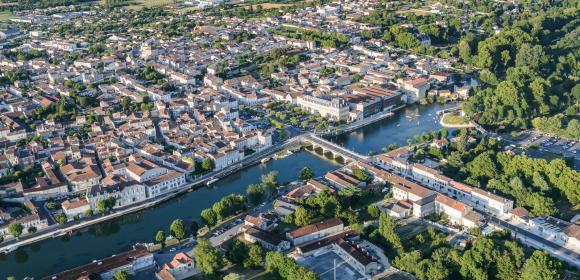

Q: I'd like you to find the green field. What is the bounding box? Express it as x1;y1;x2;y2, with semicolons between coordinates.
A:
101;0;175;10
0;11;15;21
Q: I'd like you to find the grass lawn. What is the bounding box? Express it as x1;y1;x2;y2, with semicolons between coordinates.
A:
442;112;470;125
396;220;428;242
0;11;15;21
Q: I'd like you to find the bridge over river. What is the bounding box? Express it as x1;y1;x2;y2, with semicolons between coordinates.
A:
301;133;369;163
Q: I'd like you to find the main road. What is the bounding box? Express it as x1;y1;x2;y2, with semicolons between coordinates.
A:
489;216;580;267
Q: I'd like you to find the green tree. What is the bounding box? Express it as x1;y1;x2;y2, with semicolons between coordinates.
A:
458;39;472;62
170;219;187;240
496;252;518;280
27;226;37;234
246;184;264;205
367;204;381;218
294;206;312;226
261;171;279;194
201;208;218;226
190;221;199;237
426;260;449;280
393;250;421;273
521;251;562;280
227;239;248;265
8;223;23;238
283;213;294;224
265;251;319;280
378;213;403;252
532;171;550;192
515;44;547;72
55;213;67;225
155;230;165;244
113;270;129;280
194;238;224;276
243;245;264;269
299;166;315;180
201;158;215;172
96;197;116;213
467;151;498;183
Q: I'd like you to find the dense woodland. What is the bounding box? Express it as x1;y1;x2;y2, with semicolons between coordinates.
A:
460;4;579;132
357;0;578;135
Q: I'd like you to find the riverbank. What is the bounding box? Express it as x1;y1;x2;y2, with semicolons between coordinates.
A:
0;145;341;279
329;103;459;155
322;105;406;137
0;135;303;255
0;103;452;278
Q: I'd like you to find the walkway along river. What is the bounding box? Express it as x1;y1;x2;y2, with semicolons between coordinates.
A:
0;102;455;278
0;152;339;279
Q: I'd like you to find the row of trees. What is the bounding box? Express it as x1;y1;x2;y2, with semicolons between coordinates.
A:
392;229;562;280
265;251;319;280
531;112;580;139
202;171;280;226
193;237;319;279
226;239;264;269
431;128;578;217
271;26;351;49
155;218;194;245
0;0;91;12
464;147;579;216
200;194;247;227
363;207;564;280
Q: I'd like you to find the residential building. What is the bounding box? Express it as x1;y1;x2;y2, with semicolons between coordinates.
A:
297;95;349;121
398;78;430;103
43;245;155;280
286;217;344;246
242;226;291;251
144;171;186;198
156;252;200;280
61;198;91;220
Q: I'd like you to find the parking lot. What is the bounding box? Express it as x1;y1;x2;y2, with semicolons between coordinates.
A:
297;251;365;280
505;131;580;169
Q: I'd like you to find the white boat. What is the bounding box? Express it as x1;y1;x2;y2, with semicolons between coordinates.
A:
260;157;271;164
206;178;218;185
274;150;293;159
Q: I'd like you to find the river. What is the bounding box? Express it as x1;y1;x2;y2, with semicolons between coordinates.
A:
328;103;457;155
0;103;454;279
0;152;339;279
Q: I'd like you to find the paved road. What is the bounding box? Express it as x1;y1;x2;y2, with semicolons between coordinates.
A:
0;135;303;253
303;133;368;161
209;202;274;247
490;217;580;266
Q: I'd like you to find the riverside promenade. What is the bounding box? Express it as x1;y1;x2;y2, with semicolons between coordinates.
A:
0;135;304;254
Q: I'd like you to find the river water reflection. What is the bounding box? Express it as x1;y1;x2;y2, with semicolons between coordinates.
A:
0;151;339;279
328;103;457;155
0;103;455;278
